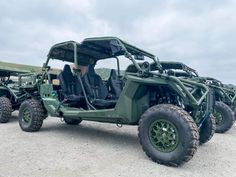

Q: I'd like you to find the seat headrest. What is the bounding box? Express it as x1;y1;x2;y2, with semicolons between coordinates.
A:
62;65;74;81
88;65;96;76
110;69;117;79
63;64;72;73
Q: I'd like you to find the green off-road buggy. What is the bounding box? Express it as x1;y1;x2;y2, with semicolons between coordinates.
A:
0;68;34;123
203;77;236;127
156;61;234;133
17;37;215;166
223;83;236;119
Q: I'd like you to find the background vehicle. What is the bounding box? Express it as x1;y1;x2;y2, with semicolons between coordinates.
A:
17;37;215;166
155;61;234;133
0;68;30;123
204;77;236;121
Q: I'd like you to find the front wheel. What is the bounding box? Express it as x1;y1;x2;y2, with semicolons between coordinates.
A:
214;102;234;133
138;104;199;167
19;99;46;132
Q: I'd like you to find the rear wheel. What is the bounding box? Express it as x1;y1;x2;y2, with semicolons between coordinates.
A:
0;97;12;123
213;102;234;133
19;99;46;132
64;117;82;125
199;115;216;145
138;104;199;167
233;107;236;123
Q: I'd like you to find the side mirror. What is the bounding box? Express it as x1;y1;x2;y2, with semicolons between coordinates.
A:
43;63;47;68
42;63;51;71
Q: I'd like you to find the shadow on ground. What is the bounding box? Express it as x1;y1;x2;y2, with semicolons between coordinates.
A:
40;120;140;148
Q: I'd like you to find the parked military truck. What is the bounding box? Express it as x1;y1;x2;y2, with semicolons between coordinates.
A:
17;37;215;166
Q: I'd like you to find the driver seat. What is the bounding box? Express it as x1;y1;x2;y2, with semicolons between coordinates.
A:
58;65;83;102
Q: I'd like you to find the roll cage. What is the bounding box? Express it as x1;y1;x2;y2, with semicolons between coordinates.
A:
44;37;162;75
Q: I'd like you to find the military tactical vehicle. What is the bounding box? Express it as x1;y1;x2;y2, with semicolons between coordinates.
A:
156;61;234;133
0;68;33;123
17;37;215;166
203;77;236;124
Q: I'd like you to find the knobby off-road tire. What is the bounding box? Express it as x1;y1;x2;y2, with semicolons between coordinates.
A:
138;104;199;167
233;107;236;123
64;117;82;125
228;107;235;124
19;99;46;132
199;115;216;145
214;101;234;133
0;97;12;123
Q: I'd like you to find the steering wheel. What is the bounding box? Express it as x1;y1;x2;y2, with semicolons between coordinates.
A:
141;61;150;71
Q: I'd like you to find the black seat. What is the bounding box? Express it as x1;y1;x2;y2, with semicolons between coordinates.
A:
85;66;108;99
107;69;122;99
83;65;116;109
58;65;83;102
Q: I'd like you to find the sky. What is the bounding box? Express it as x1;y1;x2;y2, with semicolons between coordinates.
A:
0;0;235;84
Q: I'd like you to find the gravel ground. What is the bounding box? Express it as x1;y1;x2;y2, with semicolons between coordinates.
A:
0;113;235;177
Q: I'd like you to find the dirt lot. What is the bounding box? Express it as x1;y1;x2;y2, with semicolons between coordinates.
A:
0;113;235;177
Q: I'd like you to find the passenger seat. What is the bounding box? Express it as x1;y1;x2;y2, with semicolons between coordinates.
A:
107;69;123;99
82;65;116;109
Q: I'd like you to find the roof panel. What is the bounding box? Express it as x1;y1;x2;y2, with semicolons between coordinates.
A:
47;37;156;64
